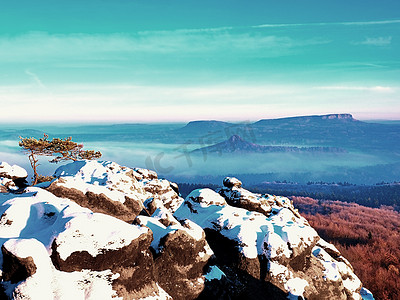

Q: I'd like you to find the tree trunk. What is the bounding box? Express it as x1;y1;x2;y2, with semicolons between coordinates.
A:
28;152;39;185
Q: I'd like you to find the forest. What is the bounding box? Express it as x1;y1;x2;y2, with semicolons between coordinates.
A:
292;197;400;300
249;182;400;211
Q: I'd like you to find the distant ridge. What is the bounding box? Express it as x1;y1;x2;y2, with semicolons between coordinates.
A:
178;114;359;134
254;113;357;125
191;134;347;154
179;120;230;133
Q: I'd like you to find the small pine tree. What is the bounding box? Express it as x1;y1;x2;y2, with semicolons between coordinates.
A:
19;134;102;185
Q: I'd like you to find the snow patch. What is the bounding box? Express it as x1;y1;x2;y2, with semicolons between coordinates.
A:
180;219;204;241
54;160;145;204
136;216;176;253
186;188;226;207
55;212;148;260
312;246;341;281
285;277;308;299
175;189;318;259
2;238;121;300
0;161;28;178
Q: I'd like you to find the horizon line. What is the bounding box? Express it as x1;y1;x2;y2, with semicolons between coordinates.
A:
1;114;400;126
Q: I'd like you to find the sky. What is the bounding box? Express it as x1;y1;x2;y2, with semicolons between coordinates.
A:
0;0;399;123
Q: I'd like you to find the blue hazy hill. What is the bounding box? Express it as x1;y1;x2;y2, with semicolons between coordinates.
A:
176;114;400;157
4;114;400;155
191;134;347;154
1;114;400;185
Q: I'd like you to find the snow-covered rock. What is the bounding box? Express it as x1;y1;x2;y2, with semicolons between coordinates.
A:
0;187;166;299
136;196;213;299
46;161;206;299
47;160;184;223
0;178;15;193
136;215;212;299
175;184;364;299
46;161;146;223
219;177;274;216
0;162;28;181
0;161;371;299
0;162;28;192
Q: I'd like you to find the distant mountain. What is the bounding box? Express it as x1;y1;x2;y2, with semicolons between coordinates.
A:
0;128;45;140
254;113;357;126
178;114;359;136
178;120;232;134
176;113;400;156
191;134;347;154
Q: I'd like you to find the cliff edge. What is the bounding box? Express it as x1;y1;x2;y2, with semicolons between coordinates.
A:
0;160;374;299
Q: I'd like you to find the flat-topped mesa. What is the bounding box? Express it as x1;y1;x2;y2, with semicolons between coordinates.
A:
255;113;357;125
185;120;228;126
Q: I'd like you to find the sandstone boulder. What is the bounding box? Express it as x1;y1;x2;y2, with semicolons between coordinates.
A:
174;187;363;299
0;160;370;299
218;176;272;216
47;161;184;223
218;176;301;218
0;162;28;192
136;207;213;299
0;187;171;299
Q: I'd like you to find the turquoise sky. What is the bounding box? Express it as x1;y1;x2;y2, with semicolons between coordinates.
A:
0;0;399;122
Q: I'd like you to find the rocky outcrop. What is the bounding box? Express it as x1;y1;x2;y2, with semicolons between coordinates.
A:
46;160;184;223
48;212;156;299
46;161;147;223
1;241;37;284
0;161;211;299
47;179;145;223
0;187;169;299
218;176;301;218
174;185;364;299
0;162;28;192
136;198;213;299
0;161;372;299
218;177;273;216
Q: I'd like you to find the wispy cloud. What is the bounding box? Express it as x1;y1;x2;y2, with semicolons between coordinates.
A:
341;20;400;26
0;17;398;123
25;69;46;89
138;26;235;35
0;31;289;61
354;36;392;46
253;19;400;28
322;62;390;69
0;30;331;67
314;86;395;93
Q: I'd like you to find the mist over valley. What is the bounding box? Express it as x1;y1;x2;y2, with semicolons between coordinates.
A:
2;114;399;186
